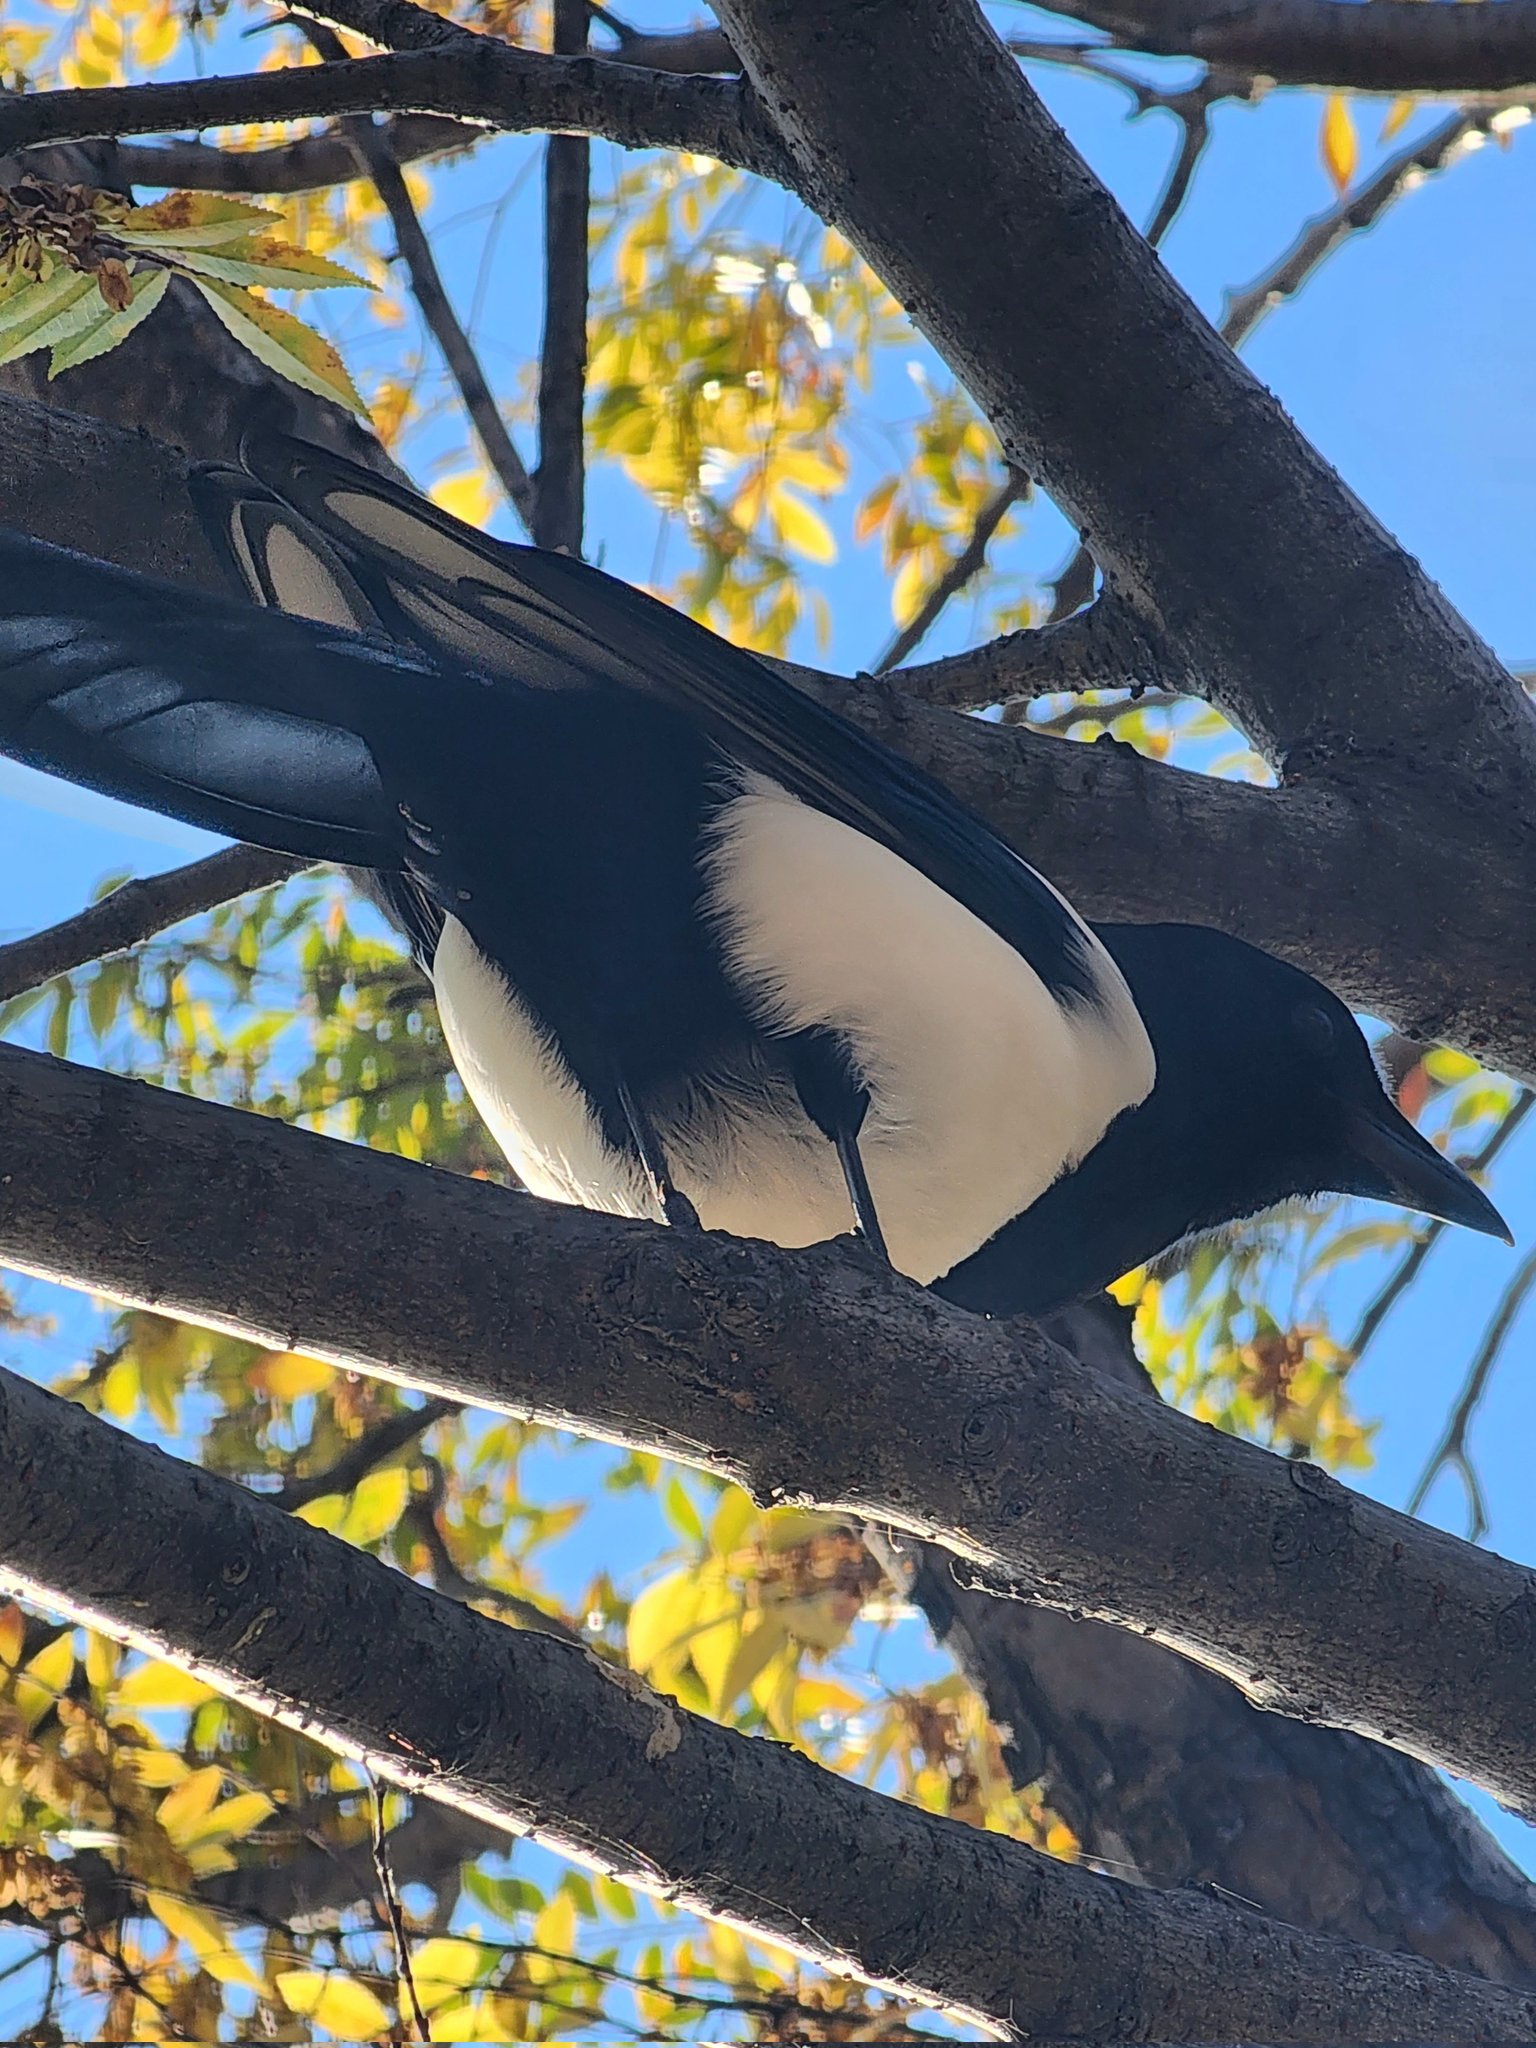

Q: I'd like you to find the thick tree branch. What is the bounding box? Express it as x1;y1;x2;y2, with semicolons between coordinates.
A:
5;1364;1532;2041
0;847;305;1004
0;1044;1534;1819
1038;0;1536;96
892;1297;1536;1979
714;0;1536;783
0;49;785;182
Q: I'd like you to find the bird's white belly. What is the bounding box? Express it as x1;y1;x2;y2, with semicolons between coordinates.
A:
432;776;1155;1286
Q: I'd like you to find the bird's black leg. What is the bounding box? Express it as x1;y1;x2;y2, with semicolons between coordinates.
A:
791;1032;892;1267
615;1079;701;1229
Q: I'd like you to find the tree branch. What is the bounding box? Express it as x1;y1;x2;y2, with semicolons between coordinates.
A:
0;847;306;1004
104;115;478;195
1222;108;1498;349
1;1042;1535;1817
300;22;539;532
1408;1242;1536;1539
888;1296;1536;1977
892;588;1165;709
714;0;1536;783
874;474;1027;674
1036;0;1536;96
0;48;786;183
532;0;591;555
3;1359;1534;2041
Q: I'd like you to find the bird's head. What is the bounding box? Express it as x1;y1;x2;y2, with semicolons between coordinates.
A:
1097;922;1512;1245
936;922;1510;1319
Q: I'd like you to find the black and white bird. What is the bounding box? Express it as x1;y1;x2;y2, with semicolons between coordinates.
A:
0;437;1509;1317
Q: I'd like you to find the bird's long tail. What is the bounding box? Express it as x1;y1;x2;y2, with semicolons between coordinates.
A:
0;528;445;867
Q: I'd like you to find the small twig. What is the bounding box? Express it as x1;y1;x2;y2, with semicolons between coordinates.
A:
1346;1089;1533;1363
1143;94;1214;247
400;1462;584;1643
301;20;538;533
1221;107;1495;349
270;1396;460;1511
370;1777;431;2043
1408;1239;1536;1539
0;846;306;1006
874;475;1027;673
533;0;591;555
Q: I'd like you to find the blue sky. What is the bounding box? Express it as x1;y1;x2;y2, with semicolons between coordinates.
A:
1;0;1533;1967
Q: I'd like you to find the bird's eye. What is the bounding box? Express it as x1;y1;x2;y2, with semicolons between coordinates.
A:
1294;1003;1337;1057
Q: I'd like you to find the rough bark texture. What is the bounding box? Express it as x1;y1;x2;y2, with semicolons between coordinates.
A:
3;1361;1534;2044
885;1297;1536;1984
0;1041;1533;1820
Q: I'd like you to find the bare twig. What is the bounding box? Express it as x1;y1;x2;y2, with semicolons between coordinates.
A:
1223;109;1499;349
0;846;306;1005
533;0;591;555
1346;1090;1534;1364
400;1463;583;1643
370;1777;431;2042
269;1395;460;1511
300;20;538;531
873;475;1027;674
1408;1241;1536;1539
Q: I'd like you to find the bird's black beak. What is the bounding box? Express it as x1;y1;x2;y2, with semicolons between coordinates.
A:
1343;1099;1514;1243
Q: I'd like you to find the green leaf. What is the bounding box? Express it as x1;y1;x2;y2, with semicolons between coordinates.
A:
49;266;170;377
663;1474;704;1546
0;270;95;366
168;239;369;294
188;277;366;415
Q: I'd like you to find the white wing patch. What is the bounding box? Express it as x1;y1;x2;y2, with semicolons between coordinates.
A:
700;774;1155;1284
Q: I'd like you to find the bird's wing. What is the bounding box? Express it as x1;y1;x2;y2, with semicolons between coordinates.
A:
0;527;456;869
195;436;1113;1013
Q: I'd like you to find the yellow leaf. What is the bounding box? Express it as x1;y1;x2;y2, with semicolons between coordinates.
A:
125;1750;190;1789
116;1662;217;1711
252;1350;334;1402
133;3;180;68
526;1889;577;1980
411;1935;484;1994
686;1573;744;1711
147;1890;266;1994
187;278;365;415
0;270;95;367
769;482;837;564
156;1763;224;1846
0;1602;24;1671
276;1968;391;2037
1380;96;1417;144
118;193;281;248
178;1786;274;1848
429;469;496;528
185;1842;238;1877
854;475;898;545
83;1631;118;1692
432;1998;511;2042
15;1632;73;1731
1321;94;1359;194
890;547;933;629
626;1568;700;1680
337;1464;410;1547
715;1616;789;1715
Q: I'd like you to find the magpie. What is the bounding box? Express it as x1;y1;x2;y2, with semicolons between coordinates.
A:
0;439;1508;1318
